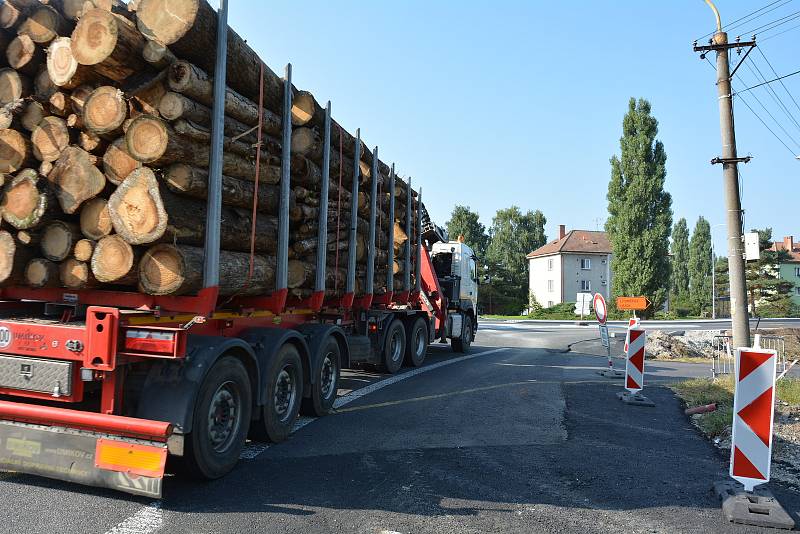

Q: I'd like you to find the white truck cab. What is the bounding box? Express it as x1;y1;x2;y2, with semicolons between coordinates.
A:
430;239;479;350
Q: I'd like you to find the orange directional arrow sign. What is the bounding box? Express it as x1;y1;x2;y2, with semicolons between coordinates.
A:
616;296;652;311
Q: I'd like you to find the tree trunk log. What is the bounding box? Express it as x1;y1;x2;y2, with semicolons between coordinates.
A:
25;257;59;287
138;243;276;296
6;34;43;77
0;230;35;285
82;85;127;136
0;128;34;173
102;136;140;185
107;166;166;244
33;65;56;101
79;196;112;239
16;229;41;246
166;60;282;135
20;100;47;131
0;2;27;31
142;39;175;70
91;233;137;284
170;118;280;159
31;115;71;162
70;8;147;82
163;163;293;214
48;90;70;116
48;145;105;213
73;237;94;261
60;257;98;288
69;84;94;114
46;36;104;88
41;220;81;261
0;168;53;229
18;5;70;44
0;68;31;105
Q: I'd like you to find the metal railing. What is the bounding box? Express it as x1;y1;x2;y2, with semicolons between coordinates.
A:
712;335;794;379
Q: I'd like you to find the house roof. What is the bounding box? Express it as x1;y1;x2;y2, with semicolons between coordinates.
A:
526;230;612;259
769;240;800;261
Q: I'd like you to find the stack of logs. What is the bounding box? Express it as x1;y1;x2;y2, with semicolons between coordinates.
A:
0;0;418;299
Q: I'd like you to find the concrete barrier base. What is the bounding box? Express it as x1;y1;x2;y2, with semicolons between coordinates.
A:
616;391;655;407
713;480;795;529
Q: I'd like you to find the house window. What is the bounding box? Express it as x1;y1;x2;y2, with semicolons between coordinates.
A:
796;287;800;296
795;267;800;277
580;280;591;291
547;301;554;307
580;258;591;270
547;258;553;271
547;280;554;292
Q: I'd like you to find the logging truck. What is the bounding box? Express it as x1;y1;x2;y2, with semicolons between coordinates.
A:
0;0;479;498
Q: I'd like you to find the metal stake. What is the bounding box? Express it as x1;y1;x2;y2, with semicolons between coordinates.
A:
315;102;332;293
387;164;395;292
404;178;412;291
414;188;422;293
365;147;378;295
346;130;361;295
276;64;292;292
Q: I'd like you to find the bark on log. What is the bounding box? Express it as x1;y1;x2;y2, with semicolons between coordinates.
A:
79;196;112;239
142;39;175;70
0;127;34;173
91;233;137;283
69;84;93;114
31;115;71;162
60;257;98;288
41;220;81;261
0;230;35;285
25;257;59;287
33;65;56;101
6;34;43;77
18;5;69;44
70;8;147;82
158;90;262;144
102;137;140;185
73;237;94;261
163;163;293;214
82;85;127;136
138;243;275;296
136;0;284;110
0;168;52;229
166;60;282;135
171;118;280;159
0;67;31;105
107;166;166;244
20;100;47;131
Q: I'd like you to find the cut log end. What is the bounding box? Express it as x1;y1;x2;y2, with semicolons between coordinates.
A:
83;85;127;134
124;114;167;163
31;116;69;162
0;231;16;283
25;258;58;288
138;243;182;295
73;238;95;262
18;5;66;44
0;129;32;173
46;37;79;86
108;166;166;244
0;68;30;106
91;234;134;282
60;258;95;289
157;90;186;120
79;197;112;239
102;137;141;185
49;146;106;214
291;92;316;126
41;221;80;261
71;8;119;66
6;34;40;73
136;0;199;45
21;100;47;131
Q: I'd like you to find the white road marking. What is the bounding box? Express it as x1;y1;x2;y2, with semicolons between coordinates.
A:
105;501;162;534
107;347;508;534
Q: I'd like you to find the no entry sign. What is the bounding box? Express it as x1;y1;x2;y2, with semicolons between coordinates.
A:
731;348;777;492
593;293;607;324
624;327;646;393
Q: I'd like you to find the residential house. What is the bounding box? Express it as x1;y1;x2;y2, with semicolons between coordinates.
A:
526;225;613;308
769;236;800;306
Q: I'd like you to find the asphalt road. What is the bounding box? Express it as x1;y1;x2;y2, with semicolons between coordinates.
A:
1;323;799;533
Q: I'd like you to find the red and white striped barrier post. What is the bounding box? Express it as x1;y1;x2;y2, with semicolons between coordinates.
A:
731;348;777;492
617;325;654;406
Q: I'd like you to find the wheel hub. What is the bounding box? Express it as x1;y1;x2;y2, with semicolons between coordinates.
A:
207;381;240;453
320;352;336;399
274;366;297;421
390;331;403;362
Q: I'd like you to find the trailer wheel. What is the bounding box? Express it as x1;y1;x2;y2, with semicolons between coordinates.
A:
251;343;304;443
382;320;406;374
183;356;252;479
301;337;340;416
451;317;472;353
405;317;428;367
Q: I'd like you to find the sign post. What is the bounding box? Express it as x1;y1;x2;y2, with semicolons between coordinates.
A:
594;293;623;378
616;325;655;407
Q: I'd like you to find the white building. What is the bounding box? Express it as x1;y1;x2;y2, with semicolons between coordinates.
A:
527;225;613;307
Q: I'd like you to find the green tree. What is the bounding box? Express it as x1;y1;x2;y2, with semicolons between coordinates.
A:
746;228;794;317
688;216;712;316
671;218;690;303
606;98;673;317
484;206;547;314
445;205;489;258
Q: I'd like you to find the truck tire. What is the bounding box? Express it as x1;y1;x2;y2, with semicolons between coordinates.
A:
251;343;304;443
405;317;428;367
451;317;472;353
183;356;252;479
301;337;340;417
381;320;406;374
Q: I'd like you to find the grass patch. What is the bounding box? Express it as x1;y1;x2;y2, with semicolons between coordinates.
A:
671;376;734;406
651;355;713;364
777;378;800;405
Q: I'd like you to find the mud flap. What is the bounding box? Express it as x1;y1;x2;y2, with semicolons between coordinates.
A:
0;421;166;498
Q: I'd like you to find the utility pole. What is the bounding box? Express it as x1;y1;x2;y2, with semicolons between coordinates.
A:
711;243;716;320
694;0;753;348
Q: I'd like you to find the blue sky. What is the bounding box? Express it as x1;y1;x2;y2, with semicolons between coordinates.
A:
230;1;800;252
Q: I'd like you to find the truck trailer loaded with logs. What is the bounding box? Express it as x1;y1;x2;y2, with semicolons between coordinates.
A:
0;0;479;497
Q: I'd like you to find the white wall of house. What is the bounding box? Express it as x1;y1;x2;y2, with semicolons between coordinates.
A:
529;255;562;308
561;253;612;302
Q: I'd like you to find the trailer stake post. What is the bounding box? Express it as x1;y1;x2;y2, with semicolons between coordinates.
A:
365;147;378;297
202;0;228;290
387;163;395;293
345;130;361;297
414;187;422;294
404;177;412;292
276;64;292;294
314;102;332;296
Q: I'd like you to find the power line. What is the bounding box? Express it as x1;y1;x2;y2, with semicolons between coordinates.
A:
741;9;800;35
761;20;800;40
735;89;800;157
742;56;800;135
736;67;800;93
697;0;791;40
757;46;800;116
